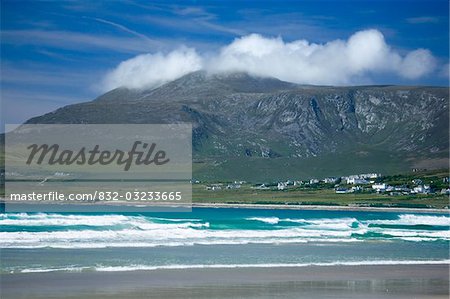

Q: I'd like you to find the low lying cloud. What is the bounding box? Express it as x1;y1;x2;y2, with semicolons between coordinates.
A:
208;30;436;85
101;29;437;91
101;47;202;91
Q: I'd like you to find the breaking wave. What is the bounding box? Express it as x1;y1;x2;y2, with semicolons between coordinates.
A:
1;212;448;249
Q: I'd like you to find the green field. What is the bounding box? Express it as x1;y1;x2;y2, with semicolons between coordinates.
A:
192;169;450;209
192;185;449;209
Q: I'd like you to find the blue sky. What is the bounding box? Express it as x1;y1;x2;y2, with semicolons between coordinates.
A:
1;0;449;129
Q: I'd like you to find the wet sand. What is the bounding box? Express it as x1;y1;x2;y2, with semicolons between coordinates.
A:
1;264;449;298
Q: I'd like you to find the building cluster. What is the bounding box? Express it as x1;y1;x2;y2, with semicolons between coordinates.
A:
335;176;450;195
205;181;245;191
201;173;449;196
342;173;381;185
270;173;449;195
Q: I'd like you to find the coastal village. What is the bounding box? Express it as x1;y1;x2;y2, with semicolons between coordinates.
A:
198;171;450;196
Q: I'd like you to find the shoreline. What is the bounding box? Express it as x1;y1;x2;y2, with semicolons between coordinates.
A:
192;202;450;214
2;199;449;213
2;264;448;299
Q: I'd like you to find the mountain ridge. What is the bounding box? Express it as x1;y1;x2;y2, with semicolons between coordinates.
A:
25;71;449;181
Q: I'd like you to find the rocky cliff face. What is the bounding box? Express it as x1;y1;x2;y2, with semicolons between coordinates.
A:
26;71;449;180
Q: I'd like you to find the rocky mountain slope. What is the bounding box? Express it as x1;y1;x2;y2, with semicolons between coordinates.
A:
26;71;449;181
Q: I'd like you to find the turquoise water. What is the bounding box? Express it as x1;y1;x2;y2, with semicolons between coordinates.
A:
1;208;449;273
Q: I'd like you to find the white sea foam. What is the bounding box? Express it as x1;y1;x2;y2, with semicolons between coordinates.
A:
247;217;359;231
291;218;359;231
1;213;448;249
148;217;202;222
0;214;209;231
0;213;131;227
375;229;450;239
16;259;450;273
246;217;280;224
366;214;450;226
0;225;368;248
95;259;450;271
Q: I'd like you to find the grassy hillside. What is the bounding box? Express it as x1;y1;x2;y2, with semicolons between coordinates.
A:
192;149;445;182
192;169;450;209
192;186;449;209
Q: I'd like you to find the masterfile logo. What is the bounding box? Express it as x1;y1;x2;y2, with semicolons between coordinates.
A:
26;141;170;171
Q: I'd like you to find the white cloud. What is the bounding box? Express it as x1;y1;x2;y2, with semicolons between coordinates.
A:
208;30;435;85
101;47;203;91
101;29;437;90
399;49;436;79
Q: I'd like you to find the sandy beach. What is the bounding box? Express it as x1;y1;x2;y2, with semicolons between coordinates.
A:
1;264;448;299
3;200;448;214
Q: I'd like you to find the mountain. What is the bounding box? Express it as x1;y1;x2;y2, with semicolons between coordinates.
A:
26;71;449;181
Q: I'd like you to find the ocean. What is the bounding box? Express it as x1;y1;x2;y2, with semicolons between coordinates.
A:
1;208;449;273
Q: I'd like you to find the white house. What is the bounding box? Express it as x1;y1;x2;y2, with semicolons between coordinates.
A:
347;178;369;185
206;185;222;191
351;186;362;192
323;177;338;184
411;185;431;194
227;184;241;189
372;183;387;192
277;182;287;190
412;186;422;193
